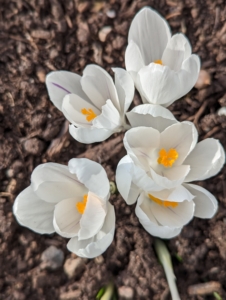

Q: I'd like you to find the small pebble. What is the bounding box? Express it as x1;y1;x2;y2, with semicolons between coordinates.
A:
118;286;134;300
23;138;45;155
106;9;116;18
40;245;64;271
195;70;211;89
98;26;112;42
217;107;226;116
59;290;81;300
63;257;86;279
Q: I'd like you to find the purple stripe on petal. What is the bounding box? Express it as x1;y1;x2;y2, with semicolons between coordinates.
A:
51;82;71;94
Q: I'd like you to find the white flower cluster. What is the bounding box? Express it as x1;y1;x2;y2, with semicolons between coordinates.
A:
14;7;224;258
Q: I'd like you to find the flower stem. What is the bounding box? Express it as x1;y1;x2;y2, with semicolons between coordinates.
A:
154;238;181;300
100;282;114;300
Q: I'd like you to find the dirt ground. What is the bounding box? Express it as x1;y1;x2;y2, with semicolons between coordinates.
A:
1;0;226;299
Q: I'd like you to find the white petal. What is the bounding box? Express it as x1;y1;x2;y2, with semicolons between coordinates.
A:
128;7;171;64
62;94;100;127
149;195;195;227
78;193;107;240
53;198;81;238
151;185;194;203
137;54;200;106
125;40;145;77
160;121;198;165
69;124;112;144
67;202;115;258
135;193;182;239
13;186;55;234
124;126;160;168
81;64;120;111
46;71;89;111
162;33;192;71
116;155;141;205
68;158;110;199
127;104;177;132
112;68;134;113
183;184;218;219
184;139;225;182
31;163;86;203
92;100;122;131
150;165;190;189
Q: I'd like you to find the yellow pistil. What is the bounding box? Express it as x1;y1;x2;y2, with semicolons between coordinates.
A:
148;194;178;208
157;148;178;168
154;59;163;65
81;108;97;122
76;194;88;214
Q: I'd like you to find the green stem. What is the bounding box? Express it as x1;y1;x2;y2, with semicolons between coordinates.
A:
100;282;114;300
154;238;181;300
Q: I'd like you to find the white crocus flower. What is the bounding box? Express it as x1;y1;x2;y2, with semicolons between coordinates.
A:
13;159;115;259
121;119;224;190
46;65;134;143
116;155;220;239
125;7;200;107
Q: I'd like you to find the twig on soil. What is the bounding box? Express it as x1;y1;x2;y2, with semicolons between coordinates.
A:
187;281;222;296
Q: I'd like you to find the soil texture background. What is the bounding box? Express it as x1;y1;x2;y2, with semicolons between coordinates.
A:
1;0;226;299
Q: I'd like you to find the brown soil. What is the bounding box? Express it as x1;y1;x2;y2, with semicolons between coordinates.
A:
1;0;226;299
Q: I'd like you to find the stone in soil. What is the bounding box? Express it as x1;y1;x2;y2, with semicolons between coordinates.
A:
40;245;64;271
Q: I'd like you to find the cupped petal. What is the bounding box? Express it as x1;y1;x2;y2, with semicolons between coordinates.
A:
125;40;145;78
53;198;81;238
46;71;89;111
68;158;110;199
69;124;112;144
67;202;115;258
81;64;120;111
183;183;218;218
78;192;107;240
137;64;179;105
184;139;225;182
128;7;171;64
92;100;122;131
112;68;134;113
151;165;190;189
160;121;198;165
127;104;177;132
149;194;195;227
162;33;192;71
116;155;141;205
135;192;182;239
62;94;100;127
124;127;160;169
31;163;86;203
13;186;55;234
137;54;200;106
151;184;194;203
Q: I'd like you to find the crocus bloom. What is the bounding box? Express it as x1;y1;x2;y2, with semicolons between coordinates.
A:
121;121;224;190
13;159;115;258
125;7;200;107
46;65;134;143
116;155;220;239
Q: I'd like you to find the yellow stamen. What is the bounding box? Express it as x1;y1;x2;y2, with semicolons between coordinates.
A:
76;194;88;214
157;148;178;168
154;59;163;65
81;108;97;122
148;194;178;208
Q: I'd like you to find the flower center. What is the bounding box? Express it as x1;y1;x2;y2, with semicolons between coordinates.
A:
76;194;88;214
148;194;178;208
157;148;178;168
154;59;163;65
81;108;97;122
